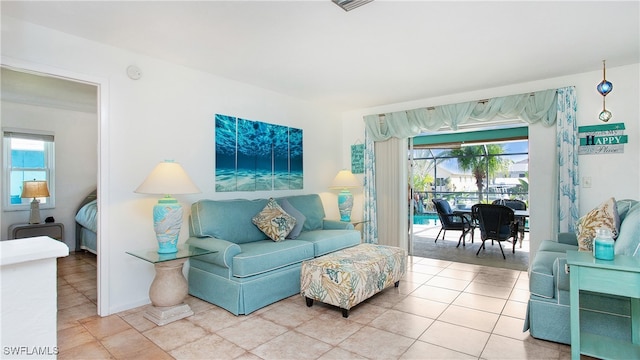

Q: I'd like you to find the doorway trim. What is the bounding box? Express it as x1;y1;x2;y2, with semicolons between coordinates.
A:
2;55;111;316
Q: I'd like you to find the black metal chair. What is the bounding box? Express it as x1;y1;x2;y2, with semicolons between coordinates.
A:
493;199;527;247
432;199;474;247
472;204;518;259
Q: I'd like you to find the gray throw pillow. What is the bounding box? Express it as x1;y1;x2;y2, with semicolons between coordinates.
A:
279;199;306;239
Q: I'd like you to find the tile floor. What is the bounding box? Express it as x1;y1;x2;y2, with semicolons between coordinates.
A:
57;251;574;359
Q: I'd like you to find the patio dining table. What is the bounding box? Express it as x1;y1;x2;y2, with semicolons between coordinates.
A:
454;207;529;218
454;206;529;248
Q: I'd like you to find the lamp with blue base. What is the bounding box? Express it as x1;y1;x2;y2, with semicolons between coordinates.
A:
135;160;200;254
152;195;184;253
330;170;361;222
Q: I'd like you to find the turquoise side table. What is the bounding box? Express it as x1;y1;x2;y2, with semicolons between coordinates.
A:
567;250;640;359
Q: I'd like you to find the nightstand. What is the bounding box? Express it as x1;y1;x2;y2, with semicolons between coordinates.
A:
8;222;64;241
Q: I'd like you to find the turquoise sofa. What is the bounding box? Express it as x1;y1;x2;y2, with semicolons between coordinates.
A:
185;194;361;315
524;199;640;344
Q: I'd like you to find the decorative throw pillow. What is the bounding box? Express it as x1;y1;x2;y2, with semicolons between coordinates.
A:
252;198;296;242
279;199;306;239
576;197;620;252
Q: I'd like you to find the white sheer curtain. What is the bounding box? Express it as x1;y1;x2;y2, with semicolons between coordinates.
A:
374;137;408;249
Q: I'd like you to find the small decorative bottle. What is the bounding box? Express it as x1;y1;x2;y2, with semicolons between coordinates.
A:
593;228;615;260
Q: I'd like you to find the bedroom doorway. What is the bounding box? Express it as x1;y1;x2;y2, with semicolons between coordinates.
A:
1;59;108;316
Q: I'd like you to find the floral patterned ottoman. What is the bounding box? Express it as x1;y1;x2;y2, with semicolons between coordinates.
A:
300;243;407;317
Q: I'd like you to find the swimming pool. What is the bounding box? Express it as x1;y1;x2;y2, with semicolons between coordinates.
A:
413;213;441;225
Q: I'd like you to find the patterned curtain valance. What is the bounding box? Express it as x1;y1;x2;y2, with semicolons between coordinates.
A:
364;89;558;142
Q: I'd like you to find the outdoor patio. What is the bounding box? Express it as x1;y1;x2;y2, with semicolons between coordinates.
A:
410;221;530;271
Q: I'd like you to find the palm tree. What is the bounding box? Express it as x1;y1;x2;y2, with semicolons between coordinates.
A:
411;160;434;192
449;144;509;203
411;160;435;212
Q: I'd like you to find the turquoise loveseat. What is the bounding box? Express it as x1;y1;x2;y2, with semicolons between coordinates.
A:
524;199;640;344
185;194;361;315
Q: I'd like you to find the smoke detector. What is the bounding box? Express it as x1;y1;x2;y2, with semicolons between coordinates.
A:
332;0;373;12
127;65;142;80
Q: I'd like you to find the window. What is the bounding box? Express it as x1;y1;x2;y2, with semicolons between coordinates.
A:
3;129;55;210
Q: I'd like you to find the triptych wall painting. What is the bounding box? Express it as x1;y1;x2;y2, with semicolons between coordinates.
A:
215;114;303;192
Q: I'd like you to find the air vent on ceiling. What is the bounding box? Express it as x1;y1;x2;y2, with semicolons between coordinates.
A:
332;0;374;12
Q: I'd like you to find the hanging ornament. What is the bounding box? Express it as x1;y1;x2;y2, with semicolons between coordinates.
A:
597;60;613;122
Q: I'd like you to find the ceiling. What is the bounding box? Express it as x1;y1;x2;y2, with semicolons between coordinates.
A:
2;1;639;112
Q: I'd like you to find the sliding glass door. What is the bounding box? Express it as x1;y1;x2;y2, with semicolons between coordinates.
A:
408;127;529;262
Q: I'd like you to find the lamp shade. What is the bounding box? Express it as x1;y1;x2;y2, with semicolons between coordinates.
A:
21;180;50;199
135;160;200;254
135;160;200;195
329;170;360;189
21;180;49;224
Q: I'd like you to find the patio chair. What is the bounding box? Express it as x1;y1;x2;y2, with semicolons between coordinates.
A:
472;204;518;259
493;199;527;247
431;199;474;247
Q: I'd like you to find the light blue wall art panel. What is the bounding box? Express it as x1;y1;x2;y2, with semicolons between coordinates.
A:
215;114;237;192
237;118;260;191
254;121;273;191
273;124;290;191
289;128;303;190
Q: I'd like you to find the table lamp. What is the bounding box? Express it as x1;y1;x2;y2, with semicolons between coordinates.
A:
135;160;200;253
21;180;50;224
329;170;361;222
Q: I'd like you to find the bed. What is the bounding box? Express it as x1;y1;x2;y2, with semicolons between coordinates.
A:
75;190;97;253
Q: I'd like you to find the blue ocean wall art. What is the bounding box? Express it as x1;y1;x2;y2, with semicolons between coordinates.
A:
215;114;303;192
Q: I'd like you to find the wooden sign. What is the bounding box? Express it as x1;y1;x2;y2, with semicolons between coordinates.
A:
351;144;365;174
578;123;627;155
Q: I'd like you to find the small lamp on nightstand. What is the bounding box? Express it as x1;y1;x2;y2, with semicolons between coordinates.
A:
21;180;50;224
135;160;200;254
329;170;361;222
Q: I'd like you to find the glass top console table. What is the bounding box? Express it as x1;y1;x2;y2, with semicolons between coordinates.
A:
126;245;216;326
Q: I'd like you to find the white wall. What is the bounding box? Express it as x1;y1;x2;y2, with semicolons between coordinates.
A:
341;63;640;260
1;101;98;248
1;16;345;314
